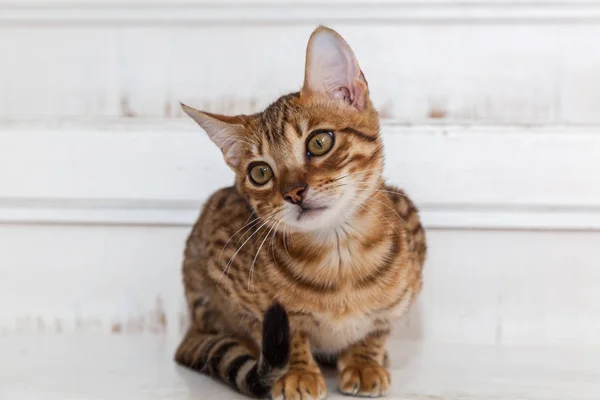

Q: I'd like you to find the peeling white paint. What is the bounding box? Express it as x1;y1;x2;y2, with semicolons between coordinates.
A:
2;2;600;123
1;224;600;346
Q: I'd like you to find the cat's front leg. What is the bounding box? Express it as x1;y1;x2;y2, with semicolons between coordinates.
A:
271;332;326;400
337;330;391;397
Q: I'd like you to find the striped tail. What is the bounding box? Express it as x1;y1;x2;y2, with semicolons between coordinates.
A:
174;303;290;398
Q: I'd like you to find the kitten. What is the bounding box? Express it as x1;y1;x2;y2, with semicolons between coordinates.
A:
175;26;426;399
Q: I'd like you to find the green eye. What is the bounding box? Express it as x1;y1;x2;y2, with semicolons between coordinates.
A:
248;163;273;186
307;131;334;157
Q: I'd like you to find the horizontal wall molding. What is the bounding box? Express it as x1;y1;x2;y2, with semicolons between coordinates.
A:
1;121;599;230
2;1;600;24
2;200;600;231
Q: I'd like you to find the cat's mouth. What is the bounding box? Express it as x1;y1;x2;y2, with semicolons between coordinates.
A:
297;205;328;221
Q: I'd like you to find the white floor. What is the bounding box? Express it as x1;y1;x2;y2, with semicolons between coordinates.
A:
2;334;599;400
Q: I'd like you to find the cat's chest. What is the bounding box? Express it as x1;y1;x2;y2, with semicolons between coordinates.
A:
305;292;409;353
308;312;378;353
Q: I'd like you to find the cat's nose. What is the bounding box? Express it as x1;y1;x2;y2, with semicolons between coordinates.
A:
282;184;307;205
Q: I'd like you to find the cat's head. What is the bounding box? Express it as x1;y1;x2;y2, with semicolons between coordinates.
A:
183;26;383;233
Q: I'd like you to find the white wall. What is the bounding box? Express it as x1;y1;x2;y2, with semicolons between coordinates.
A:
1;0;599;345
2;1;600;123
2;124;600;229
3;224;600;346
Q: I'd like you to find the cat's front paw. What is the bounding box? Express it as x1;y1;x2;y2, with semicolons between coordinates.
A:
271;368;327;400
338;364;391;397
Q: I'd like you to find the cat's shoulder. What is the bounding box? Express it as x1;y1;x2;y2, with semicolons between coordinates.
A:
201;186;249;217
187;186;251;248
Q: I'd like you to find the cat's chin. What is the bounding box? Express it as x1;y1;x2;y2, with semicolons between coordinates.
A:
282;205;346;233
297;206;328;221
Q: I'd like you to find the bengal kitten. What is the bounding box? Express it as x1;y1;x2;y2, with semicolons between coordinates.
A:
175;26;426;399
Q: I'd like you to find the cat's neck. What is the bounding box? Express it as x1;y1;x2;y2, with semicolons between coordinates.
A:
270;185;400;286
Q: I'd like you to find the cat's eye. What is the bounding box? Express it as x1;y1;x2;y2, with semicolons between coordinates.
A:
306;131;334;157
248;162;273;186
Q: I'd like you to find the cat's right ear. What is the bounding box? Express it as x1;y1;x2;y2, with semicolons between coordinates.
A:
302;26;369;111
181;103;247;170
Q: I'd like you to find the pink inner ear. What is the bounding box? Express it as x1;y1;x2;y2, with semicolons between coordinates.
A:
331;86;352;103
305;29;367;110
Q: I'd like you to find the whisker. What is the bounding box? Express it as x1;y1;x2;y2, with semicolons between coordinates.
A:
248;218;280;291
268;219;283;256
330;167;384;183
347;198;390;236
348;198;402;238
218;214;260;268
217;218;262;284
224;215;275;279
309;181;409;236
322;179;413;201
354;188;412;199
282;225;292;259
217;209;279;284
363;195;408;230
321;175;382;193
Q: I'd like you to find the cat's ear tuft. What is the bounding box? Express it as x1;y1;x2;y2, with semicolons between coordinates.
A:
181;103;248;169
302;26;368;111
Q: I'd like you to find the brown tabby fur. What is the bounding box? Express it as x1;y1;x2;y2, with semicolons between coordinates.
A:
174;26;426;399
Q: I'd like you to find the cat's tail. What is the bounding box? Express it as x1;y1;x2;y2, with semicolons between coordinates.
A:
174;303;290;398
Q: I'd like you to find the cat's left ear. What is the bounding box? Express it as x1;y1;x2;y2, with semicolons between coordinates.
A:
302;26;368;111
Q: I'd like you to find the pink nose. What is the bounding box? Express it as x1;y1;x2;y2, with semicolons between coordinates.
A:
282;184;307;205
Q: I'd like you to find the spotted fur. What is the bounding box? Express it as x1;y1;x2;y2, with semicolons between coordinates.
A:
174;26;426;399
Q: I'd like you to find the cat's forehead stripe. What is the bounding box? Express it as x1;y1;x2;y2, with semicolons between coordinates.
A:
340;127;378;143
255;93;303;148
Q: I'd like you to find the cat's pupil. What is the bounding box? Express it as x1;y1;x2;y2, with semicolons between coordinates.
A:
316;140;323;148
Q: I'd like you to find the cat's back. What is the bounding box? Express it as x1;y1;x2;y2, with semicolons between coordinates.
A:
184;186;253;260
384;184;427;268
